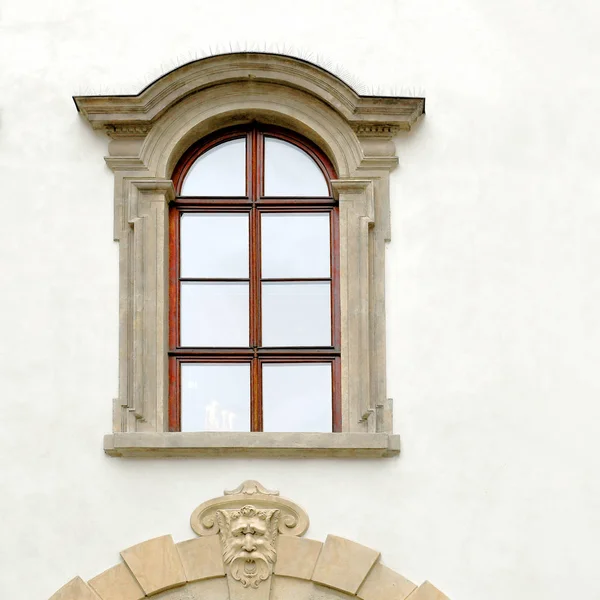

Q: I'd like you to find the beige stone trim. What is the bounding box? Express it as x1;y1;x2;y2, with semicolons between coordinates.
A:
49;577;101;600
74;53;424;132
271;578;349;600
88;563;145;600
104;432;400;457
74;53;425;453
50;482;451;600
312;535;380;594
407;581;450;600
274;537;323;580
120;535;186;595
176;537;225;582
357;562;417;600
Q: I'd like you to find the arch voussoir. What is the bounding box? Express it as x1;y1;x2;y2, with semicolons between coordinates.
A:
49;576;101;600
357;562;417;600
312;535;380;594
88;563;145;600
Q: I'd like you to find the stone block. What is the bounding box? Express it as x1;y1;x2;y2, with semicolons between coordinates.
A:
312;535;380;594
358;562;416;600
407;581;450;600
89;563;145;600
49;577;100;600
176;536;225;582
120;535;186;595
274;536;323;580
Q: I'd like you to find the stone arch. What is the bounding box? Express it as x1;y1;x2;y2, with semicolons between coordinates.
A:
143;83;364;180
49;482;449;600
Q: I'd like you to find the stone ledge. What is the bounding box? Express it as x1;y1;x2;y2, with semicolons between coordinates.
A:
104;432;400;458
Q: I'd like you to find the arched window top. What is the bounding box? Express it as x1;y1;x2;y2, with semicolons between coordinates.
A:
181;137;247;197
176;126;334;198
263;137;329;197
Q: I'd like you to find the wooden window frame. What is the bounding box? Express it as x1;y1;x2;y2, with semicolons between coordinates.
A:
168;125;342;432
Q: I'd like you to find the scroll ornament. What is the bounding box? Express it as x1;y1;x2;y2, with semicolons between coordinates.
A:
190;480;309;590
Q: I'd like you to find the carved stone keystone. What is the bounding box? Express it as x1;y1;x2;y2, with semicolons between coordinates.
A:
190;480;309;600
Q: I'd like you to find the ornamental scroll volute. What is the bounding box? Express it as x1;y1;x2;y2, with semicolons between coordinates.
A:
190;480;309;600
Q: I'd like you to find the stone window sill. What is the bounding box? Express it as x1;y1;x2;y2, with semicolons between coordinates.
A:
104;432;400;458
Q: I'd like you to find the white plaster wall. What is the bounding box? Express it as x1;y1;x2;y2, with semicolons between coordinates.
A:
1;1;599;599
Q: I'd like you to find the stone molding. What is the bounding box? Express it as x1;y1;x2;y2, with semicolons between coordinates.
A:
190;479;309;538
104;432;401;457
48;481;450;600
73;52;425;456
74;53;424;134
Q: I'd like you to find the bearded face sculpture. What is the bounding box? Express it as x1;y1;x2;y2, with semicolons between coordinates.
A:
216;505;280;588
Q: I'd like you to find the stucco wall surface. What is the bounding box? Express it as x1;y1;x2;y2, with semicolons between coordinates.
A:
1;1;599;599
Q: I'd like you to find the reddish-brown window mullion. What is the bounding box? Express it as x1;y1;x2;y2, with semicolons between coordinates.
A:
251;358;262;431
249;206;262;431
250;129;263;431
168;205;180;431
261;277;331;283
168;357;179;430
179;278;249;283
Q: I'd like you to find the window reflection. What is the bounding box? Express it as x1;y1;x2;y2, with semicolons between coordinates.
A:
264;137;329;197
261;213;330;278
180;282;249;347
262;282;331;346
181;363;250;431
181;213;249;278
262;363;332;432
181;138;246;196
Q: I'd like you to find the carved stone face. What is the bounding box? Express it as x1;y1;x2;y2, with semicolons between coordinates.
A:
217;505;280;588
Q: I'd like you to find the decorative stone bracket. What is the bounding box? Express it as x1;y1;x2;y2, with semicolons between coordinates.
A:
48;481;451;600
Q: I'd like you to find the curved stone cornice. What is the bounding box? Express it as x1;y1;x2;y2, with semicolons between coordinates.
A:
73;52;424;134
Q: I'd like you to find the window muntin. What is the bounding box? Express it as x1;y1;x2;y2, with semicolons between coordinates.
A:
169;127;340;433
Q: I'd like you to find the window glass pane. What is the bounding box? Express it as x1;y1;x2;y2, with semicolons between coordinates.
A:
181;282;249;347
181;363;250;432
264;137;329;197
262;363;332;432
181;138;246;196
261;213;330;278
181;213;248;278
262;282;331;346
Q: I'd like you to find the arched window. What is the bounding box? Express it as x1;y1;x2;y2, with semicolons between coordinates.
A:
75;53;424;456
169;126;340;433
